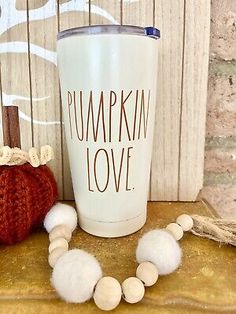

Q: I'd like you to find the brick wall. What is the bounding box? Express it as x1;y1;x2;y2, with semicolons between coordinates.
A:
199;0;236;218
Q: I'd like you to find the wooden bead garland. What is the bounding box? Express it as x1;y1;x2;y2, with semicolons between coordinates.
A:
49;225;72;242
94;276;122;311
176;214;194;231
136;261;159;286
166;222;184;240
48;246;68;268
44;204;196;311
122;277;145;303
49;237;69;254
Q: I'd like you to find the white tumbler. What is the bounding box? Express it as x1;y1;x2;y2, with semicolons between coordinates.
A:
57;25;160;237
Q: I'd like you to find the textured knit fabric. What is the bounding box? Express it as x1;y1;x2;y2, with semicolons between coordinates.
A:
0;163;58;245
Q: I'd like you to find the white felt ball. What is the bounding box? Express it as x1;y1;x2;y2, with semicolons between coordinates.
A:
51;249;102;303
136;229;182;275
44;203;77;233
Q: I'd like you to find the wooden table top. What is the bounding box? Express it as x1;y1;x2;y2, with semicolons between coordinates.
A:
0;201;235;314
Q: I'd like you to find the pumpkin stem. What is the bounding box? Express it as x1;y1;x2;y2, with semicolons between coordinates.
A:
2;106;21;148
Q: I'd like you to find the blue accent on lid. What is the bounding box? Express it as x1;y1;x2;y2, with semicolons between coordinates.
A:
57;25;160;40
145;27;160;39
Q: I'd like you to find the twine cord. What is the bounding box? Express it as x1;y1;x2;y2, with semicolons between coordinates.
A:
0;145;54;167
191;215;236;247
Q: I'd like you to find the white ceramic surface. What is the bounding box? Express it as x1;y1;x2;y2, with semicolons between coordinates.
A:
57;31;158;237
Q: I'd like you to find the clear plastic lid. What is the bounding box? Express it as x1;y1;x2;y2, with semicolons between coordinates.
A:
57;25;160;41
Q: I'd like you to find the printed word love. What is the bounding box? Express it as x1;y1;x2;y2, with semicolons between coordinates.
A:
66;89;152;193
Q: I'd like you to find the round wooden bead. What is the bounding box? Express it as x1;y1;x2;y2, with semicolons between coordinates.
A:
93;276;122;311
166;223;183;240
48;247;67;268
122;277;145;304
49;225;72;242
176;214;193;231
136;262;159;287
49;237;69;254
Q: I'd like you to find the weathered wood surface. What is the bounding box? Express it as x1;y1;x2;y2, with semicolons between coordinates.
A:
178;0;211;200
151;0;184;201
0;0;211;200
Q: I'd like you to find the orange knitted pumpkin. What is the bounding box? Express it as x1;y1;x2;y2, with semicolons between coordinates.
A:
0;106;58;245
0;164;58;244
